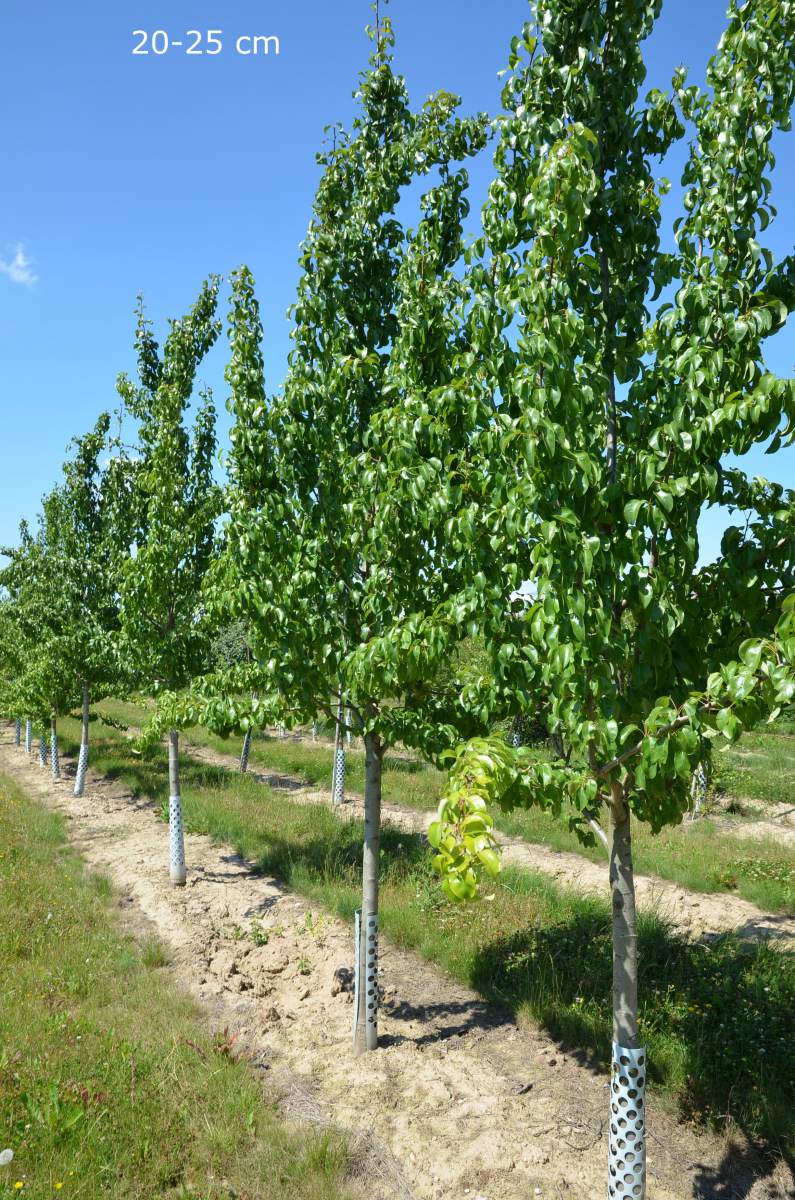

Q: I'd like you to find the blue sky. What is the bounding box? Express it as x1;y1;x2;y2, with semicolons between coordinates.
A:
0;0;792;559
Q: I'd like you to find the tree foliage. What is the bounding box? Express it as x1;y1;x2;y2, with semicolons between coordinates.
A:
404;0;795;877
117;280;221;697
219;19;489;757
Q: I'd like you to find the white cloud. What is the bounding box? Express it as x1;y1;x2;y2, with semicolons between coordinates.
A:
0;243;37;287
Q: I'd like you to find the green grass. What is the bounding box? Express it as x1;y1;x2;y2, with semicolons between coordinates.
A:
94;697;446;812
0;771;351;1200
51;718;795;1150
92;700;795;917
712;727;795;809
498;803;795;915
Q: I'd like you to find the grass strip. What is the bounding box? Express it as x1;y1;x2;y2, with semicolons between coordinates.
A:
95;699;795;917
0;770;351;1200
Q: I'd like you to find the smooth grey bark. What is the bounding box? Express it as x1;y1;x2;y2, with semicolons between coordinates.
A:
609;785;639;1047
81;683;89;747
74;683;90;796
353;730;383;1055
168;729;186;886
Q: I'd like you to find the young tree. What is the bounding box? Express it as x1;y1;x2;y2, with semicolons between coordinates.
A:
118;279;221;886
45;415;135;795
394;0;795;1193
0;515;81;776
220;9;488;1053
208;620;259;772
0;523;40;753
0;528;32;741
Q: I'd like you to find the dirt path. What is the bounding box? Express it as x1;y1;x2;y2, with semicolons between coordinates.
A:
180;738;795;950
2;732;793;1200
704;793;795;845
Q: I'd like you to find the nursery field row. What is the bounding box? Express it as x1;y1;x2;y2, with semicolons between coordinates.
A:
27;717;795;1154
95;699;795;919
2;5;794;1197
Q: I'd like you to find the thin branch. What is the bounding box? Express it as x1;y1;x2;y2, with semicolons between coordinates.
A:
587;817;610;852
597;713;693;778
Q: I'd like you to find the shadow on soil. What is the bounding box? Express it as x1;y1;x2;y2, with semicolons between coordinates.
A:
56;729;795;1193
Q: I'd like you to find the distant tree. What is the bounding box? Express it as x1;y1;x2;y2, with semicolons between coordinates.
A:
0;413;134;790
117;279;221;885
46;415;135;794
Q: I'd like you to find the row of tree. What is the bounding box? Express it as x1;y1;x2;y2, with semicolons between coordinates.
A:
2;2;794;1193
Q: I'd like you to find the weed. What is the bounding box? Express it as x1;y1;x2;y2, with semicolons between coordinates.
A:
250;919;269;947
303;911;325;942
141;936;169;968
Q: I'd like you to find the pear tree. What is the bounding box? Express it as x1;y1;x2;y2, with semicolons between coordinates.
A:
221;8;488;1054
389;1;795;1195
117;279;221;886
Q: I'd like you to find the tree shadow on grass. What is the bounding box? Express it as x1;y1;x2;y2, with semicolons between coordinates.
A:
470;910;795;1193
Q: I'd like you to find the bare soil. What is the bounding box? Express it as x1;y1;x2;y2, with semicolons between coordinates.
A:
1;729;794;1200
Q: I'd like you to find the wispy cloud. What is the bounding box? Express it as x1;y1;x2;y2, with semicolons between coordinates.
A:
0;243;37;287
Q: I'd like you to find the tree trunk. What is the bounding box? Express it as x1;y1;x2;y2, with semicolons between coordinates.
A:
74;683;89;796
51;717;60;780
689;761;708;822
168;729;187;886
608;786;646;1198
240;729;252;773
25;719;32;754
353;730;382;1055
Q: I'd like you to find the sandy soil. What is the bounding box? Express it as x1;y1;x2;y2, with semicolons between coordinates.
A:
1;729;794;1200
702;795;795;846
180;738;795;950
